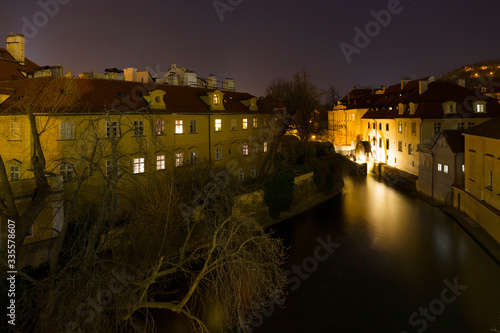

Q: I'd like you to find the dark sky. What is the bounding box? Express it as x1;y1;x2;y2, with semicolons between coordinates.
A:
2;0;499;97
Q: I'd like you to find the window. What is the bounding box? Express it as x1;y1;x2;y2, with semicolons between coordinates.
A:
106;160;112;177
408;144;414;155
386;139;389;150
175;120;183;134
9;165;20;181
213;93;220;105
251;166;257;178
133;158;145;174
253;142;258;154
157;155;165;170
488;170;493;188
215;119;222;132
368;123;371;129
242;118;248;130
190;151;197;165
263;141;268;152
9;121;20;140
215;147;222;160
411;122;416;135
446;104;454;113
462;164;465;173
398;141;403;152
231;119;237;130
373;122;376;129
379;138;382;148
444;164;449;174
60;163;73;181
106;121;119;137
434;122;441;135
468;122;475;128
175;152;184;167
386;124;389;131
253;118;258;128
476;103;485;113
379;123;382;131
239;168;246;181
133;120;144;136
60;122;74;140
189;120;197;133
457;122;464;130
398;121;402;133
243;144;249;156
156;120;165;135
437;163;442;172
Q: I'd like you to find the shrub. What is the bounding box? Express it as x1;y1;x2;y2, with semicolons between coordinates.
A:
264;171;295;218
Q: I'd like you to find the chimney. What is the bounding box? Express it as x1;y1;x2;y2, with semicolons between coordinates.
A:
6;33;25;65
223;78;235;91
123;68;138;82
50;65;63;76
208;75;217;89
401;78;410;89
418;80;428;94
381;85;386;92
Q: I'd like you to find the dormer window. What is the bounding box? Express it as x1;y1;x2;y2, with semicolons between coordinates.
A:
398;104;405;115
213;94;220;105
475;102;485;113
409;103;417;114
443;101;457;114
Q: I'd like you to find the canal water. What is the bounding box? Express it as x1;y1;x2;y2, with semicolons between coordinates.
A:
255;174;500;333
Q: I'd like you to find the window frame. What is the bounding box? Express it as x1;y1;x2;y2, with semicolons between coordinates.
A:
175;152;184;167
133;120;145;136
9;121;20;141
60;163;74;181
60;121;75;140
9;165;20;181
215;119;222;132
156;120;165;135
156;154;166;171
242;118;248;130
133;157;145;174
189;119;197;134
175;120;183;134
106;121;120;138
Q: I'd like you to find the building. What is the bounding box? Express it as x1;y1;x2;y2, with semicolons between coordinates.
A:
0;76;271;262
328;86;384;152
0;33;38;80
453;117;500;243
417;130;464;204
362;77;500;175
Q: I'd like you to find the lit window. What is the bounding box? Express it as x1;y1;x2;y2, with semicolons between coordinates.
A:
253;118;258;128
175;152;184;167
106;121;120;137
157;155;165;170
9;121;20;140
175;120;183;134
437;163;442;172
60;122;74;140
243;144;249;156
60;163;74;181
190;151;197;165
215;147;222;160
263;141;268;152
156;120;165;135
476;103;485;113
251;166;257;178
239;168;246;181
231;119;237;130
444;165;449;174
133;158;145;174
9;165;20;181
189;120;197;133
133;120;144;136
398;121;402;133
242;118;248;130
213;93;220;105
215;119;222;132
462;164;465;173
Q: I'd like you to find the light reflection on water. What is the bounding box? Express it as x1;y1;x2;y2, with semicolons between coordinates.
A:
257;174;500;333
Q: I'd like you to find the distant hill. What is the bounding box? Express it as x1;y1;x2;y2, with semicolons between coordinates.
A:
443;59;500;87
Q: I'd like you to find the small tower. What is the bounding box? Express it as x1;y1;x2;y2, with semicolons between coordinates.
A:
6;33;25;65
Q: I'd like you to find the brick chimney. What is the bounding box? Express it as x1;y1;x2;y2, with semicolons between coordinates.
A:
6;33;25;65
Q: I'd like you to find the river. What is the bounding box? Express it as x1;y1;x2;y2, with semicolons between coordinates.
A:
253;174;500;333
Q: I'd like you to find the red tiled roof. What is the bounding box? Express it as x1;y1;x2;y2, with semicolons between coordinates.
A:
0;77;263;114
463;116;500;140
431;130;464;153
0;48;39;80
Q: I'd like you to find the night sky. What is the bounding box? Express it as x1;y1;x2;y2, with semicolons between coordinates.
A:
2;0;500;97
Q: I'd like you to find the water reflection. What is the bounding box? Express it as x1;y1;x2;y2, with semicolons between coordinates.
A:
258;175;500;333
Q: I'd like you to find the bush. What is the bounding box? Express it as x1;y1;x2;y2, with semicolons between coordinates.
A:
264;171;295;218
